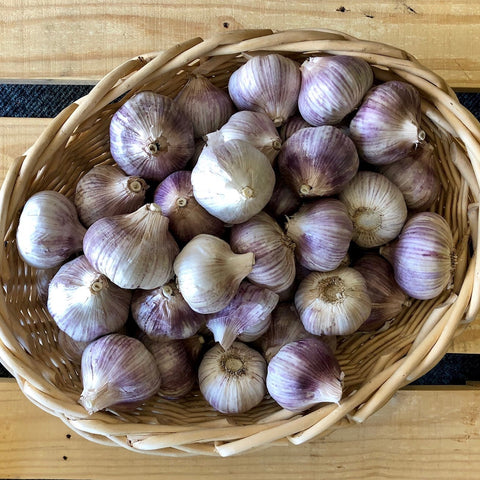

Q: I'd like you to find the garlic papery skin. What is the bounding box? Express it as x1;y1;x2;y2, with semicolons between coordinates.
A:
256;303;312;363
191;139;276;224
280;115;312;141
74;164;148;227
198;341;267;414
83;203;179;290
298;55;373;126
174;234;255;314
206;281;279;350
294;267;372;336
339;171;407;248
141;336;196;399
109;91;195;181
16;190;86;269
266;337;343;412
47;255;132;342
213;110;282;164
228;53;301;127
131;281;205;340
153;170;224;244
79;333;161;414
349;80;425;165
379;142;440;212
278;126;359;198
230;212;296;293
174;74;235;139
58;330;90;365
380;212;456;300
353;253;410;331
285;198;353;272
264;176;302;222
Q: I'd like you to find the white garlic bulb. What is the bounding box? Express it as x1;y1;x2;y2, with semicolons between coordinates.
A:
16;190;86;269
191;139;276;224
339;171;407;248
228;53;301;126
47;255;132;342
173;234;255;314
83;203;179;289
198;341;267;414
294;267;372;336
109;91;195;181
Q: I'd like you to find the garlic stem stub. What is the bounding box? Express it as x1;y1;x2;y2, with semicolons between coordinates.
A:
295;267;372;336
174;74;236;138
230;211;296;293
153;170;225;244
266;337;343;412
191;138;276;224
47;255;132;342
349;80;426;165
339;171;408;248
285;198;353;272
380;212;456;300
228;53;301;127
278;126;359;197
298;55;374;126
16;190;86;269
109;91;195;181
174;234;255;314
83;203;179;290
131;281;205;340
74;165;148;227
198;341;267;414
79;333;161;414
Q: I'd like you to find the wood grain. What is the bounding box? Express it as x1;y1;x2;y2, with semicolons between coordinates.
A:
2;0;480;88
0;378;480;479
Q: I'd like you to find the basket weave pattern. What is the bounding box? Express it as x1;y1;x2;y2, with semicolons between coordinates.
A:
0;28;479;457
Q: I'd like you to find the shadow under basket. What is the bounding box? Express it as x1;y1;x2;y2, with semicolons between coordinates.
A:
0;28;480;457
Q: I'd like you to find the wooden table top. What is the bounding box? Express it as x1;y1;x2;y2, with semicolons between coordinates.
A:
2;2;480;479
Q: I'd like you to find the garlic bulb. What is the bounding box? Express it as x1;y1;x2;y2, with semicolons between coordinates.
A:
228;53;301;126
278;126;359;197
174;234;255;314
353;253;410;331
213;110;282;163
285;198;353;272
79;333;161;414
153;170;224;244
379;142;440;211
349;80;426;165
256;303;312;363
230;212;296;293
206;281;279;350
131;281;205;339
16;190;86;269
141;336;196;399
295;267;372;336
198;341;267;414
191;138;275;224
339;171;407;248
47;255;131;342
380;212;456;300
57;330;90;365
74;165;148;227
298;55;373;126
266;338;343;412
174;74;235;138
279;115;312;141
264;176;302;222
83;203;179;289
109;91;195;181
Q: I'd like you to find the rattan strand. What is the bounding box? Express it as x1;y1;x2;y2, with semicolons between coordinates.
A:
0;28;479;457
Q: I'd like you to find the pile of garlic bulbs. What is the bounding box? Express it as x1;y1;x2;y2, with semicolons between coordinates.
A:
16;53;457;416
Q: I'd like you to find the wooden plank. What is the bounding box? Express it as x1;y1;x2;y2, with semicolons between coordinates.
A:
0;116;479;354
0;378;480;479
1;1;480;88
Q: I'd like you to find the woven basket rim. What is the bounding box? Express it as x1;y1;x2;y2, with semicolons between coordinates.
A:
1;28;480;457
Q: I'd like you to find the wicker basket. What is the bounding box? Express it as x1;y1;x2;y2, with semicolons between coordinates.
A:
0;28;479;457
